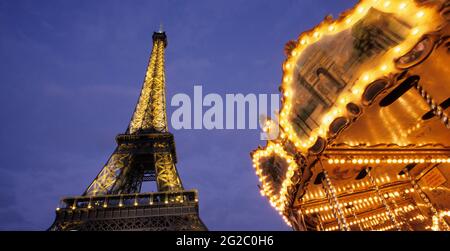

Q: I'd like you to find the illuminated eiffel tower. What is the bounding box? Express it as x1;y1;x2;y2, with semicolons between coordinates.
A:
49;29;207;231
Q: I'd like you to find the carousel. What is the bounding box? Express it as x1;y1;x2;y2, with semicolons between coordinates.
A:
251;0;450;231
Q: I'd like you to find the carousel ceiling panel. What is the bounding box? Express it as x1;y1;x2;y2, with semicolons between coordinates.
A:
296;160;422;206
417;165;450;211
294;162;442;229
332;25;450;147
296;146;450;206
332;84;450;146
294;158;450;230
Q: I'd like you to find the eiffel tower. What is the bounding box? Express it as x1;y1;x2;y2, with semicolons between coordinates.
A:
49;29;207;231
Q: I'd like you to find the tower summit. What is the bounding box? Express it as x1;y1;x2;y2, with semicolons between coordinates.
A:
49;31;207;231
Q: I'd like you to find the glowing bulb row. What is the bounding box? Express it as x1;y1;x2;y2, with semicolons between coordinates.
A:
306;188;411;218
409;214;426;222
303;178;410;201
324;204;415;231
326;157;450;165
375;223;403;231
281;215;292;227
401;122;422;137
58;197;192;211
432;211;450;231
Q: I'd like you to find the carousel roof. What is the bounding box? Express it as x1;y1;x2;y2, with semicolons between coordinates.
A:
251;0;450;230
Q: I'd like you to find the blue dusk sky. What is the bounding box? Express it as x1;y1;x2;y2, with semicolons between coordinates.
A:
0;0;357;230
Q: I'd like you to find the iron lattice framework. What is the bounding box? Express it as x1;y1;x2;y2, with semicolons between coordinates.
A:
49;31;206;231
251;0;450;231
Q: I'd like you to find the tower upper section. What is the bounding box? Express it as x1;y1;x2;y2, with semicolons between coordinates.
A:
129;31;169;134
